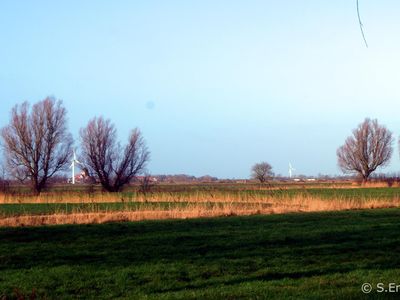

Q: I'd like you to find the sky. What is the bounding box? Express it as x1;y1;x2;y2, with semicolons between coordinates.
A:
1;1;400;179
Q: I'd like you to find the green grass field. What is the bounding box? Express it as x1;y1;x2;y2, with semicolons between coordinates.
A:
1;208;400;299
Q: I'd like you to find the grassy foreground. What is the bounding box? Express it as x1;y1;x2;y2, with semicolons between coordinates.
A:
1;209;400;299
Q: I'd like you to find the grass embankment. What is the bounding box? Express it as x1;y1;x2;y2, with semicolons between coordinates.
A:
1;209;400;299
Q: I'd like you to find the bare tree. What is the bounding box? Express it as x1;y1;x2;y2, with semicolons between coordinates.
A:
80;117;149;192
251;162;274;183
337;118;393;182
1;98;73;194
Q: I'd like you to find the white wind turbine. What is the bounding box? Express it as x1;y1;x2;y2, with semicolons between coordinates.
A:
70;150;83;184
288;163;296;179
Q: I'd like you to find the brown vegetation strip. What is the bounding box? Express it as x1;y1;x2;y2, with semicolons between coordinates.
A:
0;210;257;227
2;197;400;227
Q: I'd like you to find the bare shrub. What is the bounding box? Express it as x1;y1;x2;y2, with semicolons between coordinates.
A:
0;165;10;195
139;174;156;194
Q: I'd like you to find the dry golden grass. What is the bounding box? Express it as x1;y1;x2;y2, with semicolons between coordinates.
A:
0;180;397;204
1;190;283;204
2;195;400;227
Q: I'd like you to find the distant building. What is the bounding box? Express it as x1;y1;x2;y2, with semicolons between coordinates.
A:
235;180;248;184
135;176;158;183
68;168;92;184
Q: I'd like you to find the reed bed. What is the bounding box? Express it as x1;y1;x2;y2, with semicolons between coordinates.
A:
2;186;400;204
1;194;400;227
0;190;286;204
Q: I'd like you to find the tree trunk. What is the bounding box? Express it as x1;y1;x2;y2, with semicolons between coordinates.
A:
361;173;369;185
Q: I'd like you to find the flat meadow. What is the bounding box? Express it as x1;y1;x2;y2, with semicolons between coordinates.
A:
1;209;400;299
2;182;400;299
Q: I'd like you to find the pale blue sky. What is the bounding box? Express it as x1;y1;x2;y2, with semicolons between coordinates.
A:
1;1;400;178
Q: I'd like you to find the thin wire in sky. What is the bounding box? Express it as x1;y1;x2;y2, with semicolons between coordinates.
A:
356;0;368;48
